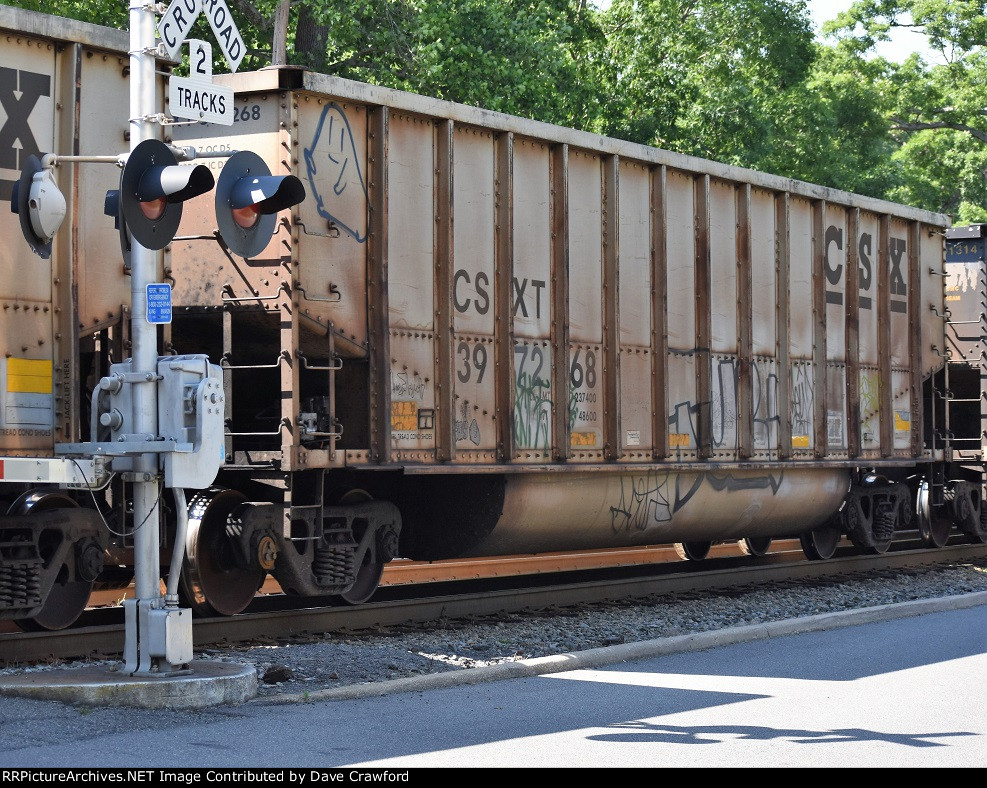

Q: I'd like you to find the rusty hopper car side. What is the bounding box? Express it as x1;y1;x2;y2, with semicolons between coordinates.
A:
164;67;964;614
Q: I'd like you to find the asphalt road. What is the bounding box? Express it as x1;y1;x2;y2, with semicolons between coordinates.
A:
0;595;984;769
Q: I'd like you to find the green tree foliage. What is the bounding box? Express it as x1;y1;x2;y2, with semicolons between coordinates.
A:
4;0;127;28
15;0;606;130
402;0;606;129
9;0;987;218
596;0;816;166
823;0;987;219
153;0;606;129
293;0;607;129
755;44;903;199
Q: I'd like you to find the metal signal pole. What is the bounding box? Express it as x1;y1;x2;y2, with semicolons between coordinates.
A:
114;0;294;675
123;0;167;675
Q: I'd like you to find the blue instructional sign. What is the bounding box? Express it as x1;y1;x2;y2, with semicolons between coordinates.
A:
146;283;173;324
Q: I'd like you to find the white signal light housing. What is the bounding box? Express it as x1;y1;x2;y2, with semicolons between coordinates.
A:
10;153;66;259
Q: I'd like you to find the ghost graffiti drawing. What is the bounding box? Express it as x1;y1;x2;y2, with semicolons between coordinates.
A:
303;102;368;242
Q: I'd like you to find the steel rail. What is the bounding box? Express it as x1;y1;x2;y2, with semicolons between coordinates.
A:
2;542;984;665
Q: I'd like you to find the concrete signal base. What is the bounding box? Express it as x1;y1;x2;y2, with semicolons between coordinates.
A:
0;660;257;709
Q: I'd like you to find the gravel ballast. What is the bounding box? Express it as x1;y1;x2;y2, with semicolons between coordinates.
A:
3;558;986;702
213;558;987;699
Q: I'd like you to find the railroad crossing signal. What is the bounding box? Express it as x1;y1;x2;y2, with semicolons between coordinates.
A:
158;0;245;72
157;0;200;60
106;139;214;250
215;150;305;257
170;41;234;125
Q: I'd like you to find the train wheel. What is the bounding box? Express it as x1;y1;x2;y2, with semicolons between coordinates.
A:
674;541;712;561
332;490;385;605
178;488;265;617
9;491;93;632
915;480;951;548
969;508;987;544
799;522;841;561
16;580;94;632
334;553;385;605
739;537;772;557
942;481;986;544
846;490;894;555
92;567;135;592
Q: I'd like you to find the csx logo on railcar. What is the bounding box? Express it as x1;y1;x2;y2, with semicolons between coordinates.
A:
0;67;51;201
823;225;908;313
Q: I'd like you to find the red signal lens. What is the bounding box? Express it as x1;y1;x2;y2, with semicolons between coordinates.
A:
140;197;167;221
232;204;260;229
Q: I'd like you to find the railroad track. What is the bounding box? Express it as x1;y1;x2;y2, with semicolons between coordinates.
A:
3;537;781;629
3;538;985;665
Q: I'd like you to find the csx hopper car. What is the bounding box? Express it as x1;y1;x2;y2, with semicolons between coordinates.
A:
0;7;984;631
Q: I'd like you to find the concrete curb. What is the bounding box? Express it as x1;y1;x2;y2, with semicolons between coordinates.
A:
252;591;987;705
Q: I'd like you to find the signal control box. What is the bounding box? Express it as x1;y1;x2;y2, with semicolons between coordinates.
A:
89;354;225;488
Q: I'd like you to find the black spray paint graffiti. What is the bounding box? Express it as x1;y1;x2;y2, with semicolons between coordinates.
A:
0;67;51;201
669;359;784;450
392;372;426;400
609;468;785;535
454;400;481;446
859;371;879;440
789;363;813;439
303;103;368;242
513;344;551;450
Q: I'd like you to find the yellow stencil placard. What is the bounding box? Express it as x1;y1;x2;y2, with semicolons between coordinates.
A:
894;410;910;431
6;358;52;394
391;401;418;431
668;433;690;447
570;431;596;447
792;435;810;448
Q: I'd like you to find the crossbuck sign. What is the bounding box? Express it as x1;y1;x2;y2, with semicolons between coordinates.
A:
158;0;245;73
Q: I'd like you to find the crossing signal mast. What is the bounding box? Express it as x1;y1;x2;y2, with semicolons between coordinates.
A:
8;0;304;676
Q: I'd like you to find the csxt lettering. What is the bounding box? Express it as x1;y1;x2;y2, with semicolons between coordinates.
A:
454;268;546;319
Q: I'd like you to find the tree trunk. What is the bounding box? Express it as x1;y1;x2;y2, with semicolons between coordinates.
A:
295;5;330;72
272;0;289;65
